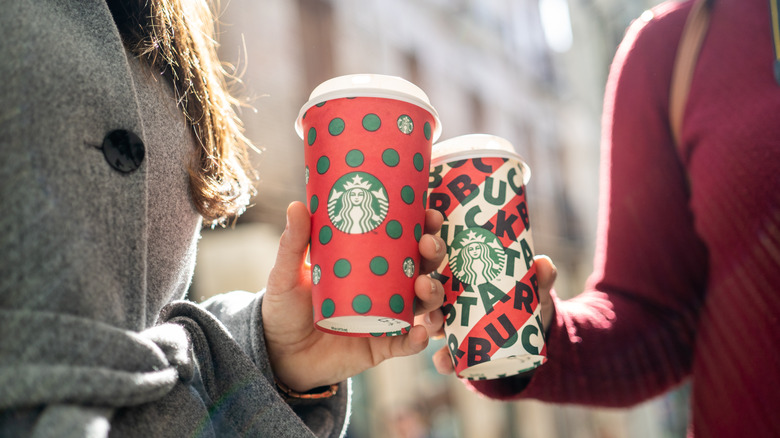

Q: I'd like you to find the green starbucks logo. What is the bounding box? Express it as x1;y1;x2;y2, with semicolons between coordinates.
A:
397;115;413;134
449;228;506;285
328;172;389;234
312;265;322;285
403;257;415;278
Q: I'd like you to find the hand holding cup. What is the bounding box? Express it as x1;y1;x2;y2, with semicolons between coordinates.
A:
262;202;446;392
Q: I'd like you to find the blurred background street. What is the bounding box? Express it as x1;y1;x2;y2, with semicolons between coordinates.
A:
189;0;690;436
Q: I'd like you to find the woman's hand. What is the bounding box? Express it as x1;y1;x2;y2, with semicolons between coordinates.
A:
430;254;557;375
262;201;447;392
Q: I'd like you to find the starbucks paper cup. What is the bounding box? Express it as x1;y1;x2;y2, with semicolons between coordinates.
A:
428;134;546;380
296;74;441;336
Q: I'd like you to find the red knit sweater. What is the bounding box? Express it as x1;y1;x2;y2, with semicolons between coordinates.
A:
469;1;780;436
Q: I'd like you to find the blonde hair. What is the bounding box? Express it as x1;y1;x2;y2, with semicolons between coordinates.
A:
107;0;255;226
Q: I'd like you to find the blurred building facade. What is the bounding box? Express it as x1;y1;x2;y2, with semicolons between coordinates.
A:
192;0;689;437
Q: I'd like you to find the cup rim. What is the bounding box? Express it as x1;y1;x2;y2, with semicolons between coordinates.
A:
295;74;442;141
431;134;531;184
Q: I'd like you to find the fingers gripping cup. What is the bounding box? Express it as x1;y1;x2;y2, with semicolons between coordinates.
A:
427;134;546;380
296;74;441;337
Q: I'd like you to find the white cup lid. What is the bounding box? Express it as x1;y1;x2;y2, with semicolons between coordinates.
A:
295;74;441;141
431;134;531;184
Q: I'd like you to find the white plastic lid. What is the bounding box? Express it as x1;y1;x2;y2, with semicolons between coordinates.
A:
431;134;531;184
295;74;441;141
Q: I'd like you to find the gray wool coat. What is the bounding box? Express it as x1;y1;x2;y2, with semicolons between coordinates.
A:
0;0;349;436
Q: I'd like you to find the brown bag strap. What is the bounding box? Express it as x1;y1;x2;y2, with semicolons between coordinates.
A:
772;0;780;85
669;0;712;147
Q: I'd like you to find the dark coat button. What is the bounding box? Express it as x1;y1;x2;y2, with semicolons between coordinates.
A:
102;129;145;173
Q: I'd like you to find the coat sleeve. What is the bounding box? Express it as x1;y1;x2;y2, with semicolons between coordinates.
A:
467;1;709;407
200;291;350;437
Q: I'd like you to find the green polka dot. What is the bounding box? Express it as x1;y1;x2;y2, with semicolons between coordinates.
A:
414;224;422;241
352;294;372;314
370;256;389;275
319;226;332;244
413;153;424;171
423;122;432;140
328;118;345;136
389;294;405;313
346;149;364;167
334;259;351;278
307;127;317;146
362;114;381;131
310;195;319;213
386;220;402;239
401;186;415;204
316;102;326;107
316;156;330;174
382;149;400;167
321;298;335;318
422;191;428;209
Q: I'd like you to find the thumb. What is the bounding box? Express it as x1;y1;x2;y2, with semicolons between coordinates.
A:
533;255;557;333
266;202;312;295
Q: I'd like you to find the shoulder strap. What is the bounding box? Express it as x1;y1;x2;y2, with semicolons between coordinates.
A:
771;0;780;85
669;0;712;147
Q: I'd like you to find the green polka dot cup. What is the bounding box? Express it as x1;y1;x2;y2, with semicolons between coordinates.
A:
427;134;546;379
296;74;441;336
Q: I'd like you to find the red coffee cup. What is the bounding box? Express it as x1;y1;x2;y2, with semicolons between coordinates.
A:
296;74;441;336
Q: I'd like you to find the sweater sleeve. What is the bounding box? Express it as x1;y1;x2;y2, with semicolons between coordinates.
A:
468;1;709;407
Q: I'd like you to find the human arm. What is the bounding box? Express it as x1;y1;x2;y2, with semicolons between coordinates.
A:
203;200;447;389
437;2;709;406
198;201;444;436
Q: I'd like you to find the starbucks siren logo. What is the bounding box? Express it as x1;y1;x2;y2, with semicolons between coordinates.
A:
403;257;415;278
328;172;389;234
397;115;413;134
448;228;507;285
312;265;322;285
